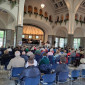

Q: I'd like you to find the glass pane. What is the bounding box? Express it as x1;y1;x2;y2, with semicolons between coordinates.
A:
78;39;80;43
22;35;25;38
36;36;39;39
0;38;3;47
74;39;77;43
29;35;32;39
55;38;58;42
55;38;58;47
59;38;64;48
0;31;4;38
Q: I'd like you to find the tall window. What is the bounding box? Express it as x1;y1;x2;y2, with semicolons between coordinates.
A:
59;38;64;48
74;38;80;49
55;38;58;47
0;31;4;47
55;37;67;48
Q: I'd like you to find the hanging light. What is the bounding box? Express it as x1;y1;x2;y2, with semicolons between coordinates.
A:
41;3;45;8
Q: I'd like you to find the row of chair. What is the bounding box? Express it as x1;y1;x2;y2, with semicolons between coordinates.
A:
10;67;85;85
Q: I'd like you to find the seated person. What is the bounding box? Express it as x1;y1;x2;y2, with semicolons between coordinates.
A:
39;53;50;66
21;51;28;62
7;51;25;70
25;54;37;68
56;56;69;80
77;57;85;70
19;55;40;85
39;53;53;74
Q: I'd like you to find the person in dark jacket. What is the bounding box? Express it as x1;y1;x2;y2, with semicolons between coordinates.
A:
56;56;69;75
56;56;69;81
19;54;40;85
1;50;11;69
21;51;28;62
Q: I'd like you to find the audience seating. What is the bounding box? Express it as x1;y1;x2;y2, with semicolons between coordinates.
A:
71;70;80;85
11;67;25;78
57;72;69;85
24;75;40;85
41;73;56;85
81;69;85;84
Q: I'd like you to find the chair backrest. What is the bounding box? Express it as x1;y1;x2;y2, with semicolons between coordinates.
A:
42;73;56;83
71;70;80;78
24;76;40;85
58;72;69;82
82;69;85;76
11;67;24;77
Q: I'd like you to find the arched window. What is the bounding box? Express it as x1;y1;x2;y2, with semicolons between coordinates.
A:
39;9;43;16
61;15;64;21
44;12;48;18
28;5;33;13
34;7;38;14
24;6;26;14
66;13;69;20
49;15;53;22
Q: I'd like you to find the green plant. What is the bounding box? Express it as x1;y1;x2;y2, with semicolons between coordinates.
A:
39;14;43;19
64;19;68;25
75;19;79;25
28;11;32;17
45;17;48;21
34;12;38;18
59;20;63;25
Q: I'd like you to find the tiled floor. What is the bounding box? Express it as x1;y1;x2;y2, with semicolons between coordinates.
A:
0;68;85;85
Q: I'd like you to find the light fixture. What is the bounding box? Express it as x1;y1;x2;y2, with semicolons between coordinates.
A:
41;3;45;8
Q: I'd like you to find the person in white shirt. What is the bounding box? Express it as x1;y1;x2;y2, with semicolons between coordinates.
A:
77;58;85;70
25;54;37;68
7;51;25;70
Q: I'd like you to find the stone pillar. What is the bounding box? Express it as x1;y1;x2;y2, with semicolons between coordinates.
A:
10;30;14;46
6;29;14;47
48;35;55;46
67;34;74;48
16;26;23;46
80;37;85;48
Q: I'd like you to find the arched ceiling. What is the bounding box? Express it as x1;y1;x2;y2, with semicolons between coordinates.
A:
50;0;68;14
0;8;14;29
25;0;68;14
77;0;85;13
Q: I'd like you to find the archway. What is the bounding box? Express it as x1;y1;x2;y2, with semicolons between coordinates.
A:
22;25;44;45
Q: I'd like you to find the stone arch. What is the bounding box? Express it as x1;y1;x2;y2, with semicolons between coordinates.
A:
0;7;16;25
74;27;84;37
55;27;68;37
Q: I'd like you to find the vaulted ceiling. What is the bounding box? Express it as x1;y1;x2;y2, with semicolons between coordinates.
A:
50;0;68;13
78;0;85;13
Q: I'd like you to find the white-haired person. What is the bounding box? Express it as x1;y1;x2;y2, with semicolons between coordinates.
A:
7;51;25;70
77;57;85;70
